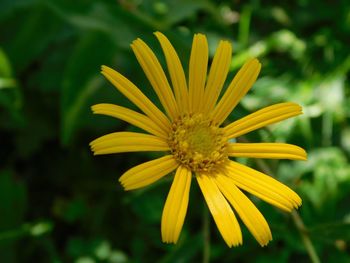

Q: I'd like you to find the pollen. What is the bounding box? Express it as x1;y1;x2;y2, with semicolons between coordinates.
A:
169;113;229;172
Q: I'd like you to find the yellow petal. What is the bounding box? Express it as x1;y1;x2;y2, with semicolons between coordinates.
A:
225;161;302;212
90;132;169;155
91;103;168;139
101;65;171;133
119;155;178;191
212;59;261;125
228;143;307;160
154;32;189;113
131;38;179;120
189;34;208;113
224;102;302;139
203;40;232;114
162;166;192;243
215;175;272;246
196;173;242;247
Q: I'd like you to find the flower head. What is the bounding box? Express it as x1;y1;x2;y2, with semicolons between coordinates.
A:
90;32;307;247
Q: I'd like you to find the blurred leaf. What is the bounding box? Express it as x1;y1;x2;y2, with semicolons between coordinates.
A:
158;233;202;263
1;3;61;73
67;237;127;263
0;48;12;78
0;170;26;263
309;222;350;242
0;48;22;127
45;0;152;48
128;189;165;224
158;0;212;26
0;170;27;230
60;32;115;145
297;148;350;212
231;29;306;70
53;197;88;223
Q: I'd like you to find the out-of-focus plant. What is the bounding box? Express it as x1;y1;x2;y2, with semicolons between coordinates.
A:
0;0;349;262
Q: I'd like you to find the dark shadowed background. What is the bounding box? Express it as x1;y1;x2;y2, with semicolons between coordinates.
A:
1;0;350;262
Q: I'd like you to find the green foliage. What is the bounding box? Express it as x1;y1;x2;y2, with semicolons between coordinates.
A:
0;0;349;262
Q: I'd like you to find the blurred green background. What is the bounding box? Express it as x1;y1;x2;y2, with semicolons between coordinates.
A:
1;0;350;262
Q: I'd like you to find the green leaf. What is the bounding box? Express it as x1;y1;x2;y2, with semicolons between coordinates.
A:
0;170;27;262
309;222;350;242
60;32;115;145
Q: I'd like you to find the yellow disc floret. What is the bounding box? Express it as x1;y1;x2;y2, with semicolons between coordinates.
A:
169;113;228;172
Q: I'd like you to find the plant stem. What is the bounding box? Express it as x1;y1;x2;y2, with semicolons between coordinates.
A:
291;211;321;263
203;206;210;263
250;153;321;263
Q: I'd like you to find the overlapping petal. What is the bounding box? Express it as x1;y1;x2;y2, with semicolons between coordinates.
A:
212;59;261;125
131;38;179;120
154;32;189;113
197;174;242;247
92;103;168;139
101;66;171;132
215;175;272;246
203;40;232;114
162;166;192;243
225;161;302;212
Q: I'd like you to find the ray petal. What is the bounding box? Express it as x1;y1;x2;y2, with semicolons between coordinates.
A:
212;59;261;125
90;132;169;155
224;102;302;139
188;34;208;113
101;66;171;132
196;173;242;247
154;32;189;113
225;161;302;212
228;143;307;160
203;40;232;114
131;38;179;120
119;155;179;191
91;103;168;139
215;175;272;246
162;166;192;243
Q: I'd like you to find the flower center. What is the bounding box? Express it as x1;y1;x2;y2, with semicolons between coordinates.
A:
169;113;228;172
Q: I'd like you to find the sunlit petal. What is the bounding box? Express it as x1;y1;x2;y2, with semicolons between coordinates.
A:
131;38;179;120
224;102;302;139
101;66;171;132
228;143;307;160
154;32;189;113
92;103;167;139
162;166;192;243
203;40;232;114
119;155;179;191
90;132;169;155
189;34;208;113
215;175;272;246
197;173;242;247
212;59;261;125
225;161;302;211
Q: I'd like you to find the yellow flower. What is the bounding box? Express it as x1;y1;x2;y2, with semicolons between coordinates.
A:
90;32;307;247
